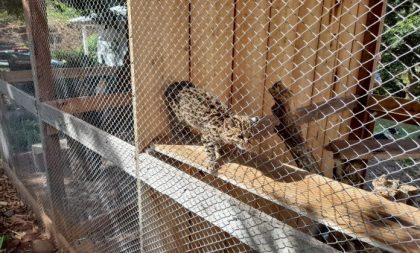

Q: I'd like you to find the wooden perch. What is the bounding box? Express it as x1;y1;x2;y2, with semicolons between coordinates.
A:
153;144;420;253
372;175;420;207
268;81;321;174
46;93;132;113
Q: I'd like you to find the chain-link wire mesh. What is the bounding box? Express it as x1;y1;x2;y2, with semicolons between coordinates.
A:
0;0;419;252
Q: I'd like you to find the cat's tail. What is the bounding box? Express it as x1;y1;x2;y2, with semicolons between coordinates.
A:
164;80;195;105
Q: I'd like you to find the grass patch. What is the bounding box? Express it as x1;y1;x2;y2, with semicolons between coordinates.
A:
47;0;81;23
374;118;420;139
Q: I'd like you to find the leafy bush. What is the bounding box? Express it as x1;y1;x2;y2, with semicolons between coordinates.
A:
8;117;41;152
51;34;99;67
376;0;419;99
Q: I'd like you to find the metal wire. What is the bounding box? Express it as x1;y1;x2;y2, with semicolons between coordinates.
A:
0;0;418;252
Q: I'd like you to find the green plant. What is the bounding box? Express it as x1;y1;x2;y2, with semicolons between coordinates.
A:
8;117;41;152
0;235;5;253
376;0;419;99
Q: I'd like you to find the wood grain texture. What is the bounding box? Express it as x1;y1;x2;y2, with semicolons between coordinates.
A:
231;0;270;116
128;0;190;151
46;93;131;114
305;0;341;177
154;144;420;253
326;138;420;160
190;0;235;104
320;0;365;176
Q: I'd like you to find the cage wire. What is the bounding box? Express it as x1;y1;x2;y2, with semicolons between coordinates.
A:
0;0;419;252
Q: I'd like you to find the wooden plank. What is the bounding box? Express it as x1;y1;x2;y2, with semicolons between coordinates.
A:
2;69;418;252
137;153;338;253
231;0;270;116
367;94;420;125
0;70;33;82
38;102;136;174
46;93;131;114
0;161;78;253
52;66;121;80
261;0;301;164
305;0;341;177
154;144;420;253
0;79;37;114
190;0;235;103
291;0;325;140
22;0;68;233
320;0;366;177
338;2;370;138
326;139;420;160
0;95;12;164
0;67;121;83
128;0;190;151
127;2;190;252
294;95;356;125
349;0;387;140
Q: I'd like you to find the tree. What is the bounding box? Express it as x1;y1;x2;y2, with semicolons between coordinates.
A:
377;0;419;99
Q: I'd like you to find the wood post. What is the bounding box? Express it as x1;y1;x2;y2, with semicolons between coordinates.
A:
22;0;67;233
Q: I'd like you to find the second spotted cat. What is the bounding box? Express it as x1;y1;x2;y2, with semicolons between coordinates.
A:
165;81;259;170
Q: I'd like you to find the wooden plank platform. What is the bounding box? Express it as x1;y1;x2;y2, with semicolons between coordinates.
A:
327;139;420;160
0;67;121;83
368;95;420;125
46;93;132;113
153;144;420;253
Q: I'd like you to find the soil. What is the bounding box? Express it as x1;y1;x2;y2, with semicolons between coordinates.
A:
0;167;57;253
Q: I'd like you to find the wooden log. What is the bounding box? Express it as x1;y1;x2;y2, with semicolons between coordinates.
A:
153;144;420;253
46;93;131;114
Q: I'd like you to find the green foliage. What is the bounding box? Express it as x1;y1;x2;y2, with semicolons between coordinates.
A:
377;0;420;98
51;34;98;67
0;235;5;253
47;0;82;22
0;0;23;19
8;117;41;153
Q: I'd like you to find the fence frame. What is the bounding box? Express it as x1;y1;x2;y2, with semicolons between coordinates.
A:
0;0;418;252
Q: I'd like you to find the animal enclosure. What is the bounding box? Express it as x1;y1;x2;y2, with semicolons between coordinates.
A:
0;0;419;252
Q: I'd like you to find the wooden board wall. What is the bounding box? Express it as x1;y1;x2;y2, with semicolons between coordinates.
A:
129;0;376;175
128;0;382;249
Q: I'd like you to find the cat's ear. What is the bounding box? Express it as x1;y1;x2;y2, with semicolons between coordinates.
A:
249;116;260;125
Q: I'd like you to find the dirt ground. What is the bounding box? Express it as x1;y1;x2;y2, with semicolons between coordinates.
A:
0;167;57;253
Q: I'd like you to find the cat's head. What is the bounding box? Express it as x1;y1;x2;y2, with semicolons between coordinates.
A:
222;115;260;150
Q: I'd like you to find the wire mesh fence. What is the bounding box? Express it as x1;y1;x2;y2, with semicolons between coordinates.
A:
0;0;419;252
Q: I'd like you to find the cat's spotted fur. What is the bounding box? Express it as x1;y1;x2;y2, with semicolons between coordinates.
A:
165;81;259;170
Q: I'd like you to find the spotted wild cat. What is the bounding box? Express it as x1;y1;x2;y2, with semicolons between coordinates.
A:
164;81;259;170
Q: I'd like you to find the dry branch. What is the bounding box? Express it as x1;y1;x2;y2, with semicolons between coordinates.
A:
268;81;321;174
